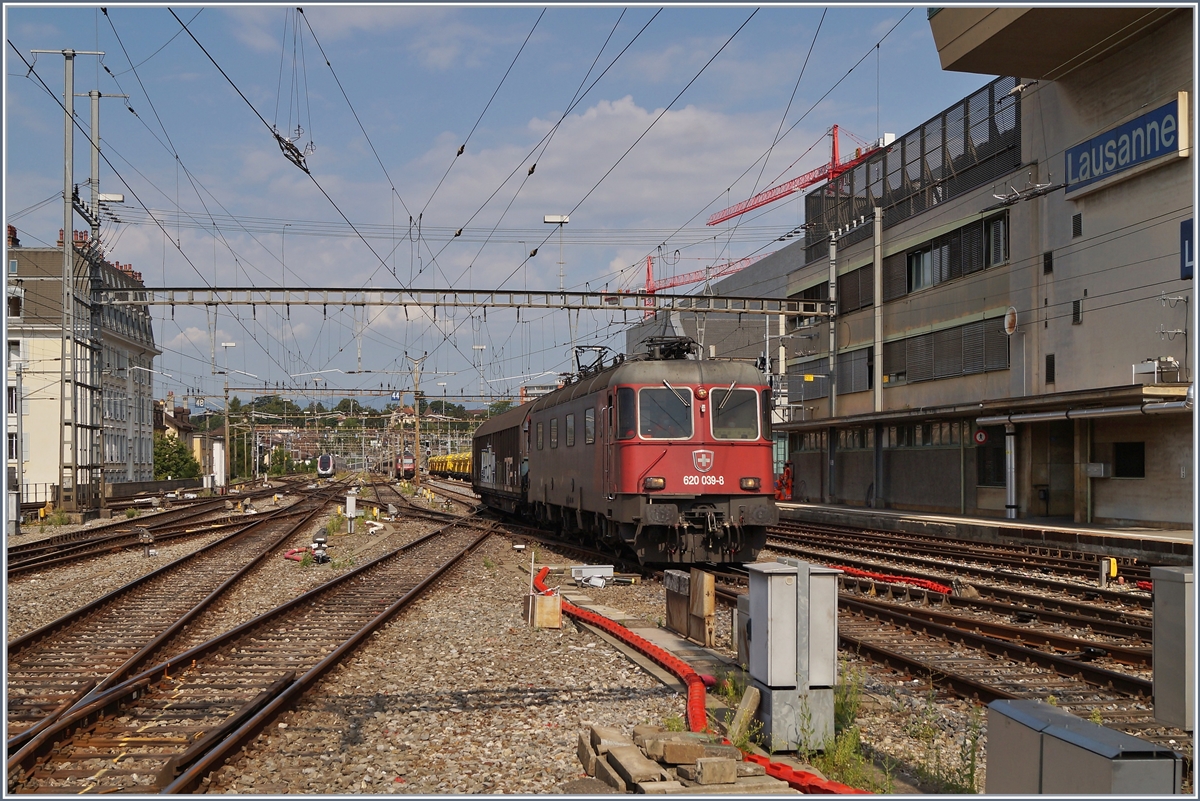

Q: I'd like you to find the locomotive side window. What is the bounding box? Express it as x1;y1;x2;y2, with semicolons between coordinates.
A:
584;408;595;444
710;388;759;439
550;418;559;448
566;413;575;447
617;388;636;440
537;422;544;450
639;387;693;439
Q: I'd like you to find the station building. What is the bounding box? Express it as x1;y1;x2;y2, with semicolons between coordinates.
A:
777;8;1193;528
6;226;160;509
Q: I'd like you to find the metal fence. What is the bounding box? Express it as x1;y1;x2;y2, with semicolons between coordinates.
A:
806;76;1022;264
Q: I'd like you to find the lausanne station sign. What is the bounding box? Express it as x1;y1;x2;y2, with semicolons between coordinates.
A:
1066;92;1190;196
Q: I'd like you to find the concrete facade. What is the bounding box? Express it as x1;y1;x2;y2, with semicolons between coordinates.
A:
777;10;1193;528
6;227;159;508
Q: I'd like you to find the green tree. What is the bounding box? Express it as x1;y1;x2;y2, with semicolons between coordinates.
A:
267;445;294;476
489;400;515;417
153;433;201;480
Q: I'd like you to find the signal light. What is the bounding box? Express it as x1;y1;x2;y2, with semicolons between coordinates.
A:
644;477;666;491
740;477;761;491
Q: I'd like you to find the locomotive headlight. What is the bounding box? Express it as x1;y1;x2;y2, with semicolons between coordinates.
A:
740;477;761;491
644;476;666;491
696;388;708;400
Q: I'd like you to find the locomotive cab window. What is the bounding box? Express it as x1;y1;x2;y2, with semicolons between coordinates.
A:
616;387;636;440
710;387;759;440
639;386;693;439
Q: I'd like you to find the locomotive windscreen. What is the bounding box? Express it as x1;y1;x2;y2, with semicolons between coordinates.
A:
710;388;759;439
638;387;693;439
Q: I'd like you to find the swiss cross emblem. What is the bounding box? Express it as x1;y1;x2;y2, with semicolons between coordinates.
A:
693;450;714;473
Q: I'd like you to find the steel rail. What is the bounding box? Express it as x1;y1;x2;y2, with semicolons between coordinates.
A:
766;535;1153;612
772;520;1153;580
840;597;1153;698
5;490;342;754
7;518;493;793
846;595;1151;667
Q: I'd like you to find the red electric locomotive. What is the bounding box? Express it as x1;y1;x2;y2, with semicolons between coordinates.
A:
473;338;776;564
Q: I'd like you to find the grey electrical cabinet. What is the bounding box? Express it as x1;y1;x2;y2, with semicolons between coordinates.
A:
746;561;797;688
775;558;841;689
987;700;1183;794
1152;566;1193;732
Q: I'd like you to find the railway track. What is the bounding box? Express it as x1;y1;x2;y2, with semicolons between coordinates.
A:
772;519;1155;581
765;531;1154;617
7;480;315;576
7;517;494;794
5;488;343;753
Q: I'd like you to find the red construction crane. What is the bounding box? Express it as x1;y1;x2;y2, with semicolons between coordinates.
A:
639;252;773;317
706;125;891;226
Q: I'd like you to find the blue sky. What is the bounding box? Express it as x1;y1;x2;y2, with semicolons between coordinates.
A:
5;4;990;409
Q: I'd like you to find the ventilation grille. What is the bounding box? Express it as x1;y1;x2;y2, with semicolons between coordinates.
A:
1046;353;1056;383
1072;213;1082;238
1043;251;1053;274
1072;299;1082;324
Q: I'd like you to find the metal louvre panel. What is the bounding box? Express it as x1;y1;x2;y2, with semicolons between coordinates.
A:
933;327;963;378
907;333;934;382
960;221;984;274
962;320;986;374
932;237;953;285
984;316;1010;370
858;264;874;308
947;229;963;280
790;360;829;400
837;349;870;394
882;252;907;301
883;339;906;376
839;267;860;313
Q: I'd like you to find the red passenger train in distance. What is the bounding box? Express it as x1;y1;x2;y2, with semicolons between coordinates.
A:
473;337;777;564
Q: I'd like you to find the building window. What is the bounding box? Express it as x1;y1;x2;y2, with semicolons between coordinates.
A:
6;386;16;416
536;422;544;450
8;259;16;274
1045;353;1056;384
550;417;558;448
907;248;933;292
1113;442;1145;478
986;213;1008;267
7;433;17;460
1043;251;1053;274
1072;213;1082;238
565;413;575;447
584;408;595;444
7;340;19;362
976;426;1007;487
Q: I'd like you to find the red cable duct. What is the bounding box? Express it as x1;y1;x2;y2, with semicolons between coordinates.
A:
830;565;953;596
532;567;869;794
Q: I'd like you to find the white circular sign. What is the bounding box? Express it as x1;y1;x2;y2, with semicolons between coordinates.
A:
974;429;989;445
1003;306;1018;335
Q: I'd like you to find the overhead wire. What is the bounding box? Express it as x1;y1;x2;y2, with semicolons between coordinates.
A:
419;8;546;219
167;8;400;284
